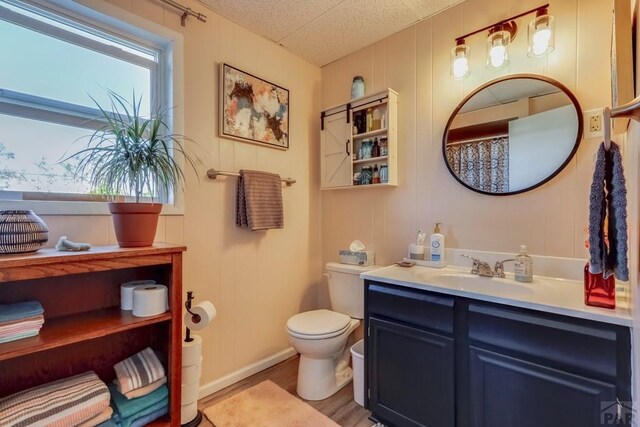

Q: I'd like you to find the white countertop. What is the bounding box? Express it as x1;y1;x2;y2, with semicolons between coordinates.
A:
361;264;632;327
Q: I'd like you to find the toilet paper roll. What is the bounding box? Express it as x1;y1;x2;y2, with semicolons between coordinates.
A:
181;382;199;405
132;285;168;317
182;356;203;385
181;401;198;425
184;301;216;331
120;280;156;310
182;334;202;366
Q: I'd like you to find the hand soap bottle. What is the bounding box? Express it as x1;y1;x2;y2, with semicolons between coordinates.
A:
429;223;445;262
514;245;533;282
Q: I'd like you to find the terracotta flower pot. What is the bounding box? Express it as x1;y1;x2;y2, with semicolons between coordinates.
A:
108;202;162;247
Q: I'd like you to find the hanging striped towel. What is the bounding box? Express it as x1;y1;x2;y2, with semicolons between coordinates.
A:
236;169;284;231
114;347;165;395
0;371;110;427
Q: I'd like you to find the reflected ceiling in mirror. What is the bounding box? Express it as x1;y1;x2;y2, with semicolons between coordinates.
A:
443;74;583;195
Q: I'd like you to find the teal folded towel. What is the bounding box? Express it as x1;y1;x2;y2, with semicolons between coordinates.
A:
96;418;118;427
0;330;39;344
108;383;168;425
130;403;168;427
0;301;44;322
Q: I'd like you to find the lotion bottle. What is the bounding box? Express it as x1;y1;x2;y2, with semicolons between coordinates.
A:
514;245;533;282
429;223;445;262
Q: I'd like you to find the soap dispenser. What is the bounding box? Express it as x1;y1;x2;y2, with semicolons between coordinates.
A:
429;223;445;262
514;245;533;282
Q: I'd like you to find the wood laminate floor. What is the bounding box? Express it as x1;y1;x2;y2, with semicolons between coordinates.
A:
198;355;373;427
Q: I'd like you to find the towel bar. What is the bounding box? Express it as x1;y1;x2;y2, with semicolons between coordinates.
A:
604;94;640;150
207;168;296;186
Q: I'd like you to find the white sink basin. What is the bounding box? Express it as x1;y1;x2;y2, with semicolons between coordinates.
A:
413;269;534;295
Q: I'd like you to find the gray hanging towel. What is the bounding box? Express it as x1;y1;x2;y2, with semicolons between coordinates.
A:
236;169;284;231
588;141;629;281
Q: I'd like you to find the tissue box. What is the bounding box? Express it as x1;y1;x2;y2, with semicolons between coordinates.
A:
339;250;375;266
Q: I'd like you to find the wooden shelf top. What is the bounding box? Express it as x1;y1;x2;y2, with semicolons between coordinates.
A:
0;307;172;362
353;128;387;140
0;243;186;269
353;155;389;165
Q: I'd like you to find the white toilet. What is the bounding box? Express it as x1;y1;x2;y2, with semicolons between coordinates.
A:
286;262;377;401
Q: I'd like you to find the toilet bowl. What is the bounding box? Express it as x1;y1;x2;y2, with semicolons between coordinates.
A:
286;263;378;401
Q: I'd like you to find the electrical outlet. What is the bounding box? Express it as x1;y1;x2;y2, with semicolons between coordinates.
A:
584;109;604;139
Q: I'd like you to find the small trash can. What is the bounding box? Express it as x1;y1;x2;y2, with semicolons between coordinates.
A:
350;339;365;406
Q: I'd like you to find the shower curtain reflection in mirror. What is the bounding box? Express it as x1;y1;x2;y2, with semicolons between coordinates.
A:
446;137;509;193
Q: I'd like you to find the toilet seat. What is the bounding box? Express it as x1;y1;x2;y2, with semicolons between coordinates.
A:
286;309;351;340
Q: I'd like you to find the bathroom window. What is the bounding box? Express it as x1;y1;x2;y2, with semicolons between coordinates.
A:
0;0;176;209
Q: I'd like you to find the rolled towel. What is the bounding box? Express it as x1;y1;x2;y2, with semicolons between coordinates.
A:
0;301;44;323
0;371;110;427
114;347;165;395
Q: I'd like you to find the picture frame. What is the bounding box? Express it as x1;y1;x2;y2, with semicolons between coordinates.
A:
219;63;290;150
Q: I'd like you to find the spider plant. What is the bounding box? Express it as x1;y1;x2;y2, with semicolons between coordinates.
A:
69;90;199;203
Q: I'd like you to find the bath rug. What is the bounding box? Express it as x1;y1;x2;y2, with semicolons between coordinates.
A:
203;380;340;427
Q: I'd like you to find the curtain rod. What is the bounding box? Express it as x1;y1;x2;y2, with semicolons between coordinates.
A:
159;0;207;26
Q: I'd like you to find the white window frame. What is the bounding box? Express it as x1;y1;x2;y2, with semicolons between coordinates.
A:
0;0;185;215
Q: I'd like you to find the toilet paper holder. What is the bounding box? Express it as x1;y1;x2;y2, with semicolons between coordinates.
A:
184;291;199;343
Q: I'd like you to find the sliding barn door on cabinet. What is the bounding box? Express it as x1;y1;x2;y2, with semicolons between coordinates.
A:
321;110;352;188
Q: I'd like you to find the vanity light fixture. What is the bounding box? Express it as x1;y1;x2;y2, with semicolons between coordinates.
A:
452;4;553;78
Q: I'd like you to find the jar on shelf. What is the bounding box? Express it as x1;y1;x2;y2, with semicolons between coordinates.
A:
360;167;372;185
380;164;388;183
372;108;382;130
352;76;365;99
372;164;380;184
380;137;388;156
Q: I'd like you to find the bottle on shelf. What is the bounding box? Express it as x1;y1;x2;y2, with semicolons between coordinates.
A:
372;138;380;158
372;108;382;130
380;164;388;183
380;137;388;156
352;76;365;99
372;164;380;184
366;108;373;132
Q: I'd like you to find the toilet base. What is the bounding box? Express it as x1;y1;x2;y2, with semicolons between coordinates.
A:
296;355;353;401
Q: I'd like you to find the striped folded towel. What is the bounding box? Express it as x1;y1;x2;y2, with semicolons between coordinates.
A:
114;348;165;395
0;371;110;427
0;301;44;323
0;330;39;344
236;169;284;231
121;377;167;400
0;316;44;335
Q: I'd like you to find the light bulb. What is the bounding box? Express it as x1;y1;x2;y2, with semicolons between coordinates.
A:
453;57;469;79
489;45;506;68
532;28;551;55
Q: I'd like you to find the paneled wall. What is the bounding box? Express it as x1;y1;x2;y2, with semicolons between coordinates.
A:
40;0;322;388
321;0;622;273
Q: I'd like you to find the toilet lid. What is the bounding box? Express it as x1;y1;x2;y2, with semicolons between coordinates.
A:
287;309;351;336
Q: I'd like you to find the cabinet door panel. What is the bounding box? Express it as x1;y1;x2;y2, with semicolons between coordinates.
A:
369;317;454;427
321;111;352;188
469;346;617;427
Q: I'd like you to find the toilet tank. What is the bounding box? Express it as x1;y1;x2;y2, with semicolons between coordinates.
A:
325;262;379;319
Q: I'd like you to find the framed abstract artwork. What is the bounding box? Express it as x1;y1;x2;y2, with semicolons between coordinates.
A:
220;63;289;149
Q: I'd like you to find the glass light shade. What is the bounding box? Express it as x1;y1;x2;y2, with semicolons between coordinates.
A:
486;30;510;69
528;14;555;57
451;43;470;79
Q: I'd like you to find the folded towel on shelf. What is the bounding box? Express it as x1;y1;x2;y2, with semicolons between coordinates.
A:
114;347;165;395
0;371;110;427
0;316;44;334
78;406;113;427
236;169;284;231
96;418;118;427
0;301;44;323
588;141;629;281
108;382;168;422
121;377;167;399
0;330;39;344
0;315;43;328
129;404;168;427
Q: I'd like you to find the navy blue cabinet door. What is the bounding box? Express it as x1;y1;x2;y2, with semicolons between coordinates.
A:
468;346;618;427
368;317;455;427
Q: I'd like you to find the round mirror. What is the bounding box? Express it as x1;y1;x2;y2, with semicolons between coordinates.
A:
443;74;583;195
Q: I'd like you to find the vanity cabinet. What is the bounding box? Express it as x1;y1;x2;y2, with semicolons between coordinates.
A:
320;89;398;189
364;281;632;427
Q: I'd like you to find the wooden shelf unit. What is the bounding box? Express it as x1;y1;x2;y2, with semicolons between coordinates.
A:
0;244;185;427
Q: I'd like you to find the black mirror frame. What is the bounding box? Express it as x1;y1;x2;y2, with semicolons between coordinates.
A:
442;73;584;196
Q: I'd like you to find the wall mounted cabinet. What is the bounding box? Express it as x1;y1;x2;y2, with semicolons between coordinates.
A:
321;89;398;189
364;281;632;427
0;244;185;426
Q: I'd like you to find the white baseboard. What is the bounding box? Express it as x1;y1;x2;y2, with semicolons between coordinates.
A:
198;347;298;399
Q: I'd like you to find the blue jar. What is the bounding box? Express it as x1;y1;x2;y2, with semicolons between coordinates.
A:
380;164;388;183
352;76;365;99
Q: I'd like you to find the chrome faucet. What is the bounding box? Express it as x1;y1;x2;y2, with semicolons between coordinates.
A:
462;254;494;277
493;259;516;278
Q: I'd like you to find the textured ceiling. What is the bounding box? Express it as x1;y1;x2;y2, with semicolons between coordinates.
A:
197;0;465;66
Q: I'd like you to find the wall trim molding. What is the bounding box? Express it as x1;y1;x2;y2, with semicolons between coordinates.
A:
198;347;297;399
